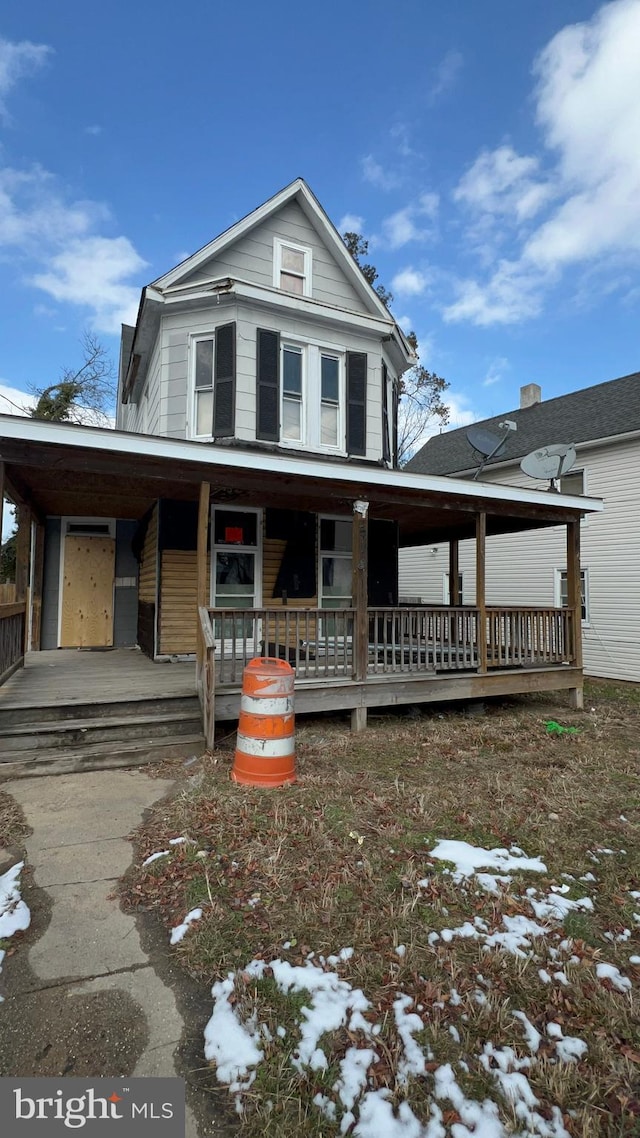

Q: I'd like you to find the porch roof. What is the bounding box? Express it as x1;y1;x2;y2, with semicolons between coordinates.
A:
0;415;602;545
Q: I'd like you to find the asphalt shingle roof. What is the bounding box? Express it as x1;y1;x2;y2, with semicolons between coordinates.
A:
407;370;640;476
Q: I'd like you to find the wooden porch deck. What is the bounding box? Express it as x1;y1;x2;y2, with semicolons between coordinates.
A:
0;648;196;710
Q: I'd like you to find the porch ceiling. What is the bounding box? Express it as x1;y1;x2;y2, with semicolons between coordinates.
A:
0;418;597;541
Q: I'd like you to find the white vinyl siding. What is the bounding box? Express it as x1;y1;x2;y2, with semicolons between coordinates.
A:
178;200;368;312
399;436;640;682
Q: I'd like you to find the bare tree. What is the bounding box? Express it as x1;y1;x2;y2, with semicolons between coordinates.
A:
29;332;116;425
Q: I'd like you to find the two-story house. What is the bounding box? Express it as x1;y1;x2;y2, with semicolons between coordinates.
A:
401;373;640;684
0;180;601;774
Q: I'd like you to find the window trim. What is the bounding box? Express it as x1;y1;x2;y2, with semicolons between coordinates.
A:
318;515;352;609
189;332;216;440
210;506;263;609
555;567;590;626
273;237;312;298
276;338;346;455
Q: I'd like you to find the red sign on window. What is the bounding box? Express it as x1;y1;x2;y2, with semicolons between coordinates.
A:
225;527;243;544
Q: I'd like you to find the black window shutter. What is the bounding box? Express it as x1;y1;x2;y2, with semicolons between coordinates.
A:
213;322;236;437
257;329;280;442
381;361;390;464
346;352;367;456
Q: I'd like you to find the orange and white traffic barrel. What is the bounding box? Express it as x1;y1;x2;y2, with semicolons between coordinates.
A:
232;657;296;787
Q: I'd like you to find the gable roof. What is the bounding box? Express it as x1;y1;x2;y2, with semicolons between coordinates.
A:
408;369;640;477
151;177;394;323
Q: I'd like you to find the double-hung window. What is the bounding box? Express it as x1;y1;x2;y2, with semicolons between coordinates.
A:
274;239;312;296
320;354;340;447
282;344;303;441
556;568;589;623
258;330;347;453
190;324;236;440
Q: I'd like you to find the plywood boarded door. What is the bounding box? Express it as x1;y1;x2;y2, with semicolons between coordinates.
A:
60;535;115;648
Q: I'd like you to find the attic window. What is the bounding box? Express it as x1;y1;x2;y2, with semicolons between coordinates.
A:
274;238;312;297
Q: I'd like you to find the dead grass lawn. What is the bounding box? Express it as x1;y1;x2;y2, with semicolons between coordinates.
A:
122;680;640;1137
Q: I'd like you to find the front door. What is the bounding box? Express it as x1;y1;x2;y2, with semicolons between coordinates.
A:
60;534;115;647
211;508;261;655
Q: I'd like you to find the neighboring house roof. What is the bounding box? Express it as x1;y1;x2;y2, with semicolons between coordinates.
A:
408;370;640;476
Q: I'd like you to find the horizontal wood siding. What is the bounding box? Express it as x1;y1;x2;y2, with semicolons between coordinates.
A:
139;506;158;604
399;436;640;682
159;550;211;655
182;200;368;313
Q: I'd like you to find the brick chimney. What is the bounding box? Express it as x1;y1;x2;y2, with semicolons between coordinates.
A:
520;383;541;409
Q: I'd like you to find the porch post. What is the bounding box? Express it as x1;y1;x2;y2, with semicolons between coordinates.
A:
30;521;45;651
196;482;211;695
15;505;31;601
566;517;584;709
476;512;487;673
351;500;369;733
449;539;460;605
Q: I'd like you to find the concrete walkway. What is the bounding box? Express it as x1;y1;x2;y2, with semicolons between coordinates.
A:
1;770;200;1136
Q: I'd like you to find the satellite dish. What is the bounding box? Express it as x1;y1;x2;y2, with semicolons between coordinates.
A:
466;420;516;480
467;426;507;459
520;444;577;491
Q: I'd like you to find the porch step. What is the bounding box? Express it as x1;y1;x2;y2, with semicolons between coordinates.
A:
0;693;200;729
0;734;206;780
0;709;203;752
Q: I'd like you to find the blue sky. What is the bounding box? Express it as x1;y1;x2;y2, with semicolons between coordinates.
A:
0;0;639;431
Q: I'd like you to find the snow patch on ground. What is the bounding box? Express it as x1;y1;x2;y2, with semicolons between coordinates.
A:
142;850;170;866
0;862;31;1002
426;839;547;894
169;907;203;945
596;962;632;993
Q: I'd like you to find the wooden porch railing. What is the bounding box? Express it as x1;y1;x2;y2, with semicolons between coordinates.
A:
209;607;355;686
0;601;26;686
196;605;577;731
485;607;573;668
367;607;478;673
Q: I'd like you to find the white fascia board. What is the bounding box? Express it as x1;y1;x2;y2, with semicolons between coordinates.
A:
0;415;603;515
160;278;395;336
152;180;306;289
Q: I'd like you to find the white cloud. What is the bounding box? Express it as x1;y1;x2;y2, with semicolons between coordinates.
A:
391;267;429;296
337;212;364;234
397;314;414;334
482;356;510;387
445;0;640;325
361;155;400;191
32;236;146;334
0;36;146;334
443;259;545;326
428;49;463;104
0;35;51;119
390;123;415;158
381;193;439;249
446;392;477;430
454;145;553;222
84;124;102;136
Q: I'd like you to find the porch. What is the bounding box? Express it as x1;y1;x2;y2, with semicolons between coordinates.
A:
0;415;601;766
198;601;581;735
